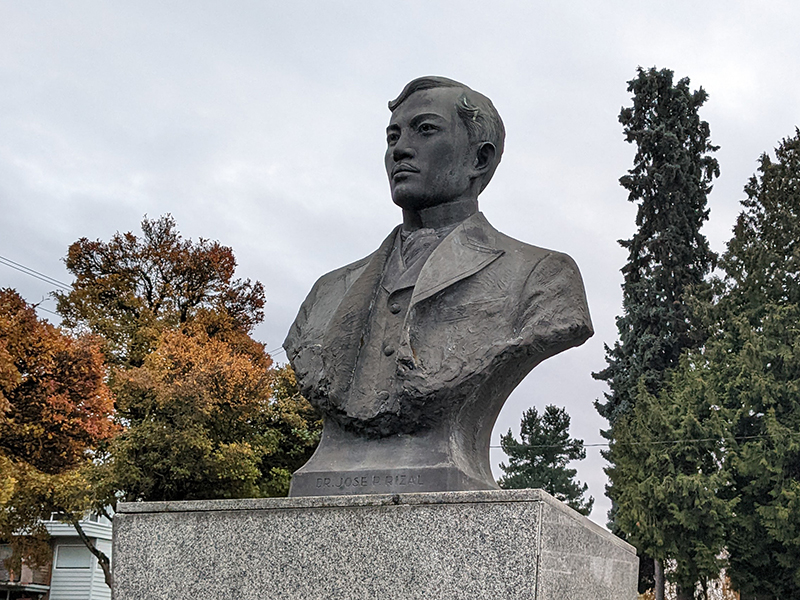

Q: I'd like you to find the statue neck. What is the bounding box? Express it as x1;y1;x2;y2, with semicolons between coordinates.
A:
402;198;478;232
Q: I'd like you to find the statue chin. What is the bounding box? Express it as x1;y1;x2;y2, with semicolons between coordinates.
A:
390;192;435;213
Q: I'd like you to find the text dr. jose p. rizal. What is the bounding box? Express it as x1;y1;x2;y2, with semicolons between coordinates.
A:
284;76;593;496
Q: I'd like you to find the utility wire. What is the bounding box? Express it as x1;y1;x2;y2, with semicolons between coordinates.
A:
1;260;790;451
0;255;291;340
0;254;71;290
35;305;60;316
0;255;67;318
489;433;794;450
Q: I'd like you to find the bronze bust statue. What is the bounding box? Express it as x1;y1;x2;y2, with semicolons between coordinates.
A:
284;76;593;496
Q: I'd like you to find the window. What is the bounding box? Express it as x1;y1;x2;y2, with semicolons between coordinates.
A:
55;545;92;569
0;544;15;581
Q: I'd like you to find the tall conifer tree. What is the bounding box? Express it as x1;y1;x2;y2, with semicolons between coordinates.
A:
594;67;719;597
712;130;800;598
595;67;719;427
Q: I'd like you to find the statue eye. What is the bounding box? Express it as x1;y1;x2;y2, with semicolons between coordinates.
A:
386;132;399;145
418;123;437;134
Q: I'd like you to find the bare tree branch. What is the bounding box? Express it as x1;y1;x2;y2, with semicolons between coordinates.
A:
65;514;113;590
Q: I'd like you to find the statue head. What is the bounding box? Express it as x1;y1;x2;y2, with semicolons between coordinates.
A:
385;76;505;212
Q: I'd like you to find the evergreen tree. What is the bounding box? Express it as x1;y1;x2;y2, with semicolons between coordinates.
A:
712;130;800;598
595;66;719;428
609;358;731;598
594;67;719;598
498;405;593;515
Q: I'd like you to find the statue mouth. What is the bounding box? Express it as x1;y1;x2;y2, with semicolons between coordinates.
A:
392;164;419;178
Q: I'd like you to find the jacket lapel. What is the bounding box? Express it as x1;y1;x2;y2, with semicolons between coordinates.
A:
410;212;504;307
321;226;399;399
321;213;504;397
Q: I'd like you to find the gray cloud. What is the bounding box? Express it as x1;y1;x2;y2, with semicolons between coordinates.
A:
2;0;798;525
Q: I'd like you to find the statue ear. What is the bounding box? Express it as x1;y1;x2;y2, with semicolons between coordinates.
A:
474;142;496;173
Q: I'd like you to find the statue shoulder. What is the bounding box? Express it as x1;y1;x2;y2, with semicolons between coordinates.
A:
511;240;593;350
481;221;576;272
309;254;372;297
283;252;373;356
471;217;592;348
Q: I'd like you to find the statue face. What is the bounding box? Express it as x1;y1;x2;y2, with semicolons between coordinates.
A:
385;87;476;212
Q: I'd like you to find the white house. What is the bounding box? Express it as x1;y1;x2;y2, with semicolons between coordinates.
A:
0;514;112;600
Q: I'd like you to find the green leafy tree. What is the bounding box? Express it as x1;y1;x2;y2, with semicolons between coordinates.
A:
43;215;321;587
593;67;720;599
498;405;593;515
261;364;323;496
709;130;800;599
97;325;319;502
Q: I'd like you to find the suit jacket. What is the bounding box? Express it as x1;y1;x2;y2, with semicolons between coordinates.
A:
284;211;593;445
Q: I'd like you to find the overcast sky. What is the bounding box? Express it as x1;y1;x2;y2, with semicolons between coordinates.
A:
1;1;798;525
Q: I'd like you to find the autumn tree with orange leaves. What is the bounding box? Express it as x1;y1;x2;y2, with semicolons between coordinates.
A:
55;214;266;369
98;327;318;502
3;216;320;590
55;215;320;503
0;289;117;586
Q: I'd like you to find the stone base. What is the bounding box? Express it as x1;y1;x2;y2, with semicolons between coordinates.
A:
113;489;638;600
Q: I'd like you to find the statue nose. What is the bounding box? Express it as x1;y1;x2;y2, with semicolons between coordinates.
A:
392;141;414;162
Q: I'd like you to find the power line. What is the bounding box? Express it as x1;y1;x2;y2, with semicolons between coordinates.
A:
0;254;71;290
35;305;60;316
489;433;792;450
0;255;289;339
1;258;788;452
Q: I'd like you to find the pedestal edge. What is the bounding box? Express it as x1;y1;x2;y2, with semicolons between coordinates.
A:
115;488;635;554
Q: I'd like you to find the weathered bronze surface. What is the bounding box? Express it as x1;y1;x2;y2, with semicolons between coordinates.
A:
285;77;593;496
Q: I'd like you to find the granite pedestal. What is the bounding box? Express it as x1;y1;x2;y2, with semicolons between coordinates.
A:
113;489;638;600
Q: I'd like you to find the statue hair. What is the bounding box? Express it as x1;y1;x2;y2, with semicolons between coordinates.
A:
388;76;505;192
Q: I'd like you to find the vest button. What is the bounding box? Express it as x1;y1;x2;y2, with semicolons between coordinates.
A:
383;344;395;356
389;302;402;314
